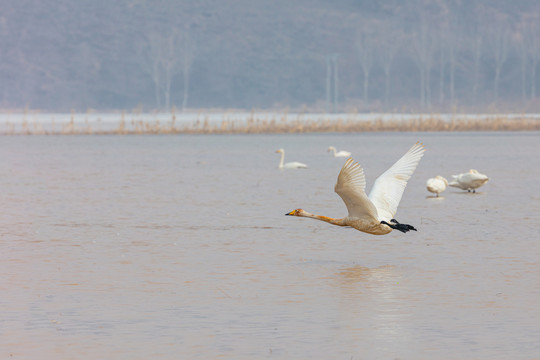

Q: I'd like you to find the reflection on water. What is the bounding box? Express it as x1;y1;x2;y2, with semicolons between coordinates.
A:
335;265;413;359
1;132;539;359
426;195;446;200
338;264;396;284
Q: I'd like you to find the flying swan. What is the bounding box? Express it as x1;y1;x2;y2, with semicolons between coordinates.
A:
426;175;448;197
448;169;488;192
328;146;352;157
286;142;426;235
276;149;308;169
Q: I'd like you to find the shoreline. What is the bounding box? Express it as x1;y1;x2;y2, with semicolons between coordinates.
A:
1;112;539;135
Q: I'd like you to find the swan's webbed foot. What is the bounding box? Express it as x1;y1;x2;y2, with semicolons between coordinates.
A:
382;219;417;233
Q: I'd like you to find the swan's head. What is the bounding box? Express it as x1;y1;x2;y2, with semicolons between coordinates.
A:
469;169;479;174
276;149;284;154
285;209;305;217
327;146;335;152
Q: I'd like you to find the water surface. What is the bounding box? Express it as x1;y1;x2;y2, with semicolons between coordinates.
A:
1;132;539;359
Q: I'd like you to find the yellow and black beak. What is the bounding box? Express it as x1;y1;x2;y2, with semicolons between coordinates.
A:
285;210;295;216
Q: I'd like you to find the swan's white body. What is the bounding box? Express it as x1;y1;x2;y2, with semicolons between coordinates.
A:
328;146;351;157
276;149;308;169
448;169;488;192
287;142;425;235
426;175;448;196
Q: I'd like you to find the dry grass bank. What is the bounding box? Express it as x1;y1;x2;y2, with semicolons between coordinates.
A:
1;113;540;135
180;114;540;134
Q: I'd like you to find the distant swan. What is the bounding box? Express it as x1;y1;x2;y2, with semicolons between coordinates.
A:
328;146;351;157
276;149;308;169
448;169;488;193
426;176;448;197
286;142;425;235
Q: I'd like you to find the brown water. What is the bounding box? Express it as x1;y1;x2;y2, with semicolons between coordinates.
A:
1;132;539;359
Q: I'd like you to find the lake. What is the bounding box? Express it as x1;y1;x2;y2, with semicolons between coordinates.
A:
1;132;539;359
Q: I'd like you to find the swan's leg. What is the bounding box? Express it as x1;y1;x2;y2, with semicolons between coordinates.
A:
391;219;417;231
382;220;417;233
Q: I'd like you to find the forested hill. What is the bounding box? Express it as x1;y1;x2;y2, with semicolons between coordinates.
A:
2;0;540;112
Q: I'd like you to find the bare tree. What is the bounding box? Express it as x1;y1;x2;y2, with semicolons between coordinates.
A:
528;29;539;99
488;18;510;103
324;53;340;112
523;13;540;99
411;12;436;109
137;31;164;109
74;42;101;108
375;21;402;109
515;18;529;102
437;28;448;106
447;27;459;107
438;6;461;108
355;21;375;105
325;55;332;112
181;25;194;112
446;2;462;108
161;33;177;110
468;25;484;106
137;27;194;111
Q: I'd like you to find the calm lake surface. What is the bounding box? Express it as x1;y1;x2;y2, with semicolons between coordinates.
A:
1;132;539;359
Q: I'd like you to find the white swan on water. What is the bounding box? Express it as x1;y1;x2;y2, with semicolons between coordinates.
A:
286;142;425;235
426;176;448;197
328;146;351;157
276;149;308;169
448;169;489;192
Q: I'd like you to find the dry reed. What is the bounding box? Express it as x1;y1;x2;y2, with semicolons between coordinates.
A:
1;113;539;135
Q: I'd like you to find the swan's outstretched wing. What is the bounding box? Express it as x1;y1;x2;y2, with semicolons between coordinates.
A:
334;158;379;221
368;142;425;221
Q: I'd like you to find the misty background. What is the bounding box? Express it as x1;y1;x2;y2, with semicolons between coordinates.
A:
2;0;540;113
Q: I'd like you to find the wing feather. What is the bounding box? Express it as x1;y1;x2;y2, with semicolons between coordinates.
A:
334;158;379;221
368;142;426;221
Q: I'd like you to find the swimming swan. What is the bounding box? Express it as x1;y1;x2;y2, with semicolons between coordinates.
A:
328;146;351;157
286;142;425;235
276;149;308;169
426;175;448;197
448;169;488;192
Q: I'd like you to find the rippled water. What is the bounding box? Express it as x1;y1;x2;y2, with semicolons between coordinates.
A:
1;132;539;359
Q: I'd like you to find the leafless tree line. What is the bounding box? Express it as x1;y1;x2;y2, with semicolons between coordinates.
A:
352;6;540;110
137;24;194;111
4;1;540;112
133;3;540;112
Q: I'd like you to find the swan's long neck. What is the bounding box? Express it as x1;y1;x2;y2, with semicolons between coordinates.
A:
278;151;285;168
330;147;337;156
298;210;347;226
